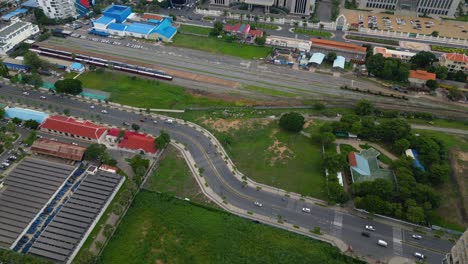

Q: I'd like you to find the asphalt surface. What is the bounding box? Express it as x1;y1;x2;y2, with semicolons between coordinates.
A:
0;84;455;263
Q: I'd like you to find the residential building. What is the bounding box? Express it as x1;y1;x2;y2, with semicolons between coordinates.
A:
408;69;436;87
223;23;264;42
0;20;39;55
439;53;468;73
310;38;367;63
39;116;107;142
373;47;416;62
358;0;461;17
99;164;118;174
210;0;315;15
31;138;86;162
106;128;157;154
348;148;395;183
37;0;77;19
443;228;468;264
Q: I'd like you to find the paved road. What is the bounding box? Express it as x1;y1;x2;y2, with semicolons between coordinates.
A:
0;84;455;263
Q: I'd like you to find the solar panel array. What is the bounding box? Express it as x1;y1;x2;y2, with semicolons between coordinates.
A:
29;171;123;263
0;158;74;248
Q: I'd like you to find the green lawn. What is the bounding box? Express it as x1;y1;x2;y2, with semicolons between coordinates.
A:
178;25;212;36
219;121;327;199
170;34;272;60
293;28;333;38
409;118;468;131
73;71;235;109
243;85;298;98
99;191;363;264
413;130;468;152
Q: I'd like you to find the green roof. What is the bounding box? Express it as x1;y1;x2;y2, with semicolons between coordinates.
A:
350;148;395;184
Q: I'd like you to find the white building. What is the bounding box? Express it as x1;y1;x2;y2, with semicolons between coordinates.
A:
358;0;461;17
443;229;468;264
37;0;77;19
211;0;315;15
439;53;468;73
373;46;416;62
0;20;40;55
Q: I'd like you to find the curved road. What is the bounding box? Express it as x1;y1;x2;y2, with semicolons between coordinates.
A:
0;84;454;263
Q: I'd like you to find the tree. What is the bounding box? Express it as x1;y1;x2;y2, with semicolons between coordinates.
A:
406;206;425;223
328;181;349;203
352;178;394;200
355;195;390;214
319;23;324;32
434;65;448;80
279;112;304;133
54;79;83;95
428;163;449;186
169;13;177;21
318;132;336;148
354;100;374;116
23;51;43;71
448;87;463;101
24;119;39;130
409;51;437;69
154;130;170;150
254;15;259;24
0;108;4;119
322;153;345;174
325;52;337;63
392;138;410;155
131;123;140;131
302;21;308;29
0;62;9;78
365;54;385;77
313;102;325;111
84;144;109;163
425;79;438;90
293;21;299;29
210;21;224;36
377;119;411;143
430;30;439;37
254;35;266;46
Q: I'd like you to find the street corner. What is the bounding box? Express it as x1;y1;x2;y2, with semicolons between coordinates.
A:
388;256;416;264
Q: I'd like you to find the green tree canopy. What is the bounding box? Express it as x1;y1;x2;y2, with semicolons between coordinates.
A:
410;51;437;69
406;206;425;223
279;112;305;133
24;119;40;130
24;51;43;71
54;78;83;95
210;21;224;36
365;54;385;77
131;123;140;131
0;62;9;78
326;52;337;63
425;79;438;90
154;130;171;150
434;65;448;80
354;100;374;116
84;144;109;163
392;138;410;155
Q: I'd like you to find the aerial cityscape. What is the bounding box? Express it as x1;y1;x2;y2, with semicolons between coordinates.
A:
0;0;467;263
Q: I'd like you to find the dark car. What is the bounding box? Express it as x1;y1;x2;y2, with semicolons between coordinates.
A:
361;232;371;237
139;119;145;122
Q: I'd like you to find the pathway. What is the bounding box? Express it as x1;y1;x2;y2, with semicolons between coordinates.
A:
335;138;398;161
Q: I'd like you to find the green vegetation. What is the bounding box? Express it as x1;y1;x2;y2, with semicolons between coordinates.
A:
242;85;297;98
170;34;272;60
331;0;340;20
431;45;468;55
23;130;37;146
279;112;305;133
73;71;235;109
217;121;327;199
0;247;52;264
178;25;212;36
293;28;333;37
99;191;363;264
346;35;399;45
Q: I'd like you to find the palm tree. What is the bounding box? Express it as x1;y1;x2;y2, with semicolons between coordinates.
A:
254;15;259;25
319;23;324;32
223;10;228;17
270;16;275;22
293;21;299;30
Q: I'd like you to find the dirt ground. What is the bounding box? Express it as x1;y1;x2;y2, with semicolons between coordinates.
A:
267;129;294;165
342;9;468;39
202;118;272;132
442;150;468;227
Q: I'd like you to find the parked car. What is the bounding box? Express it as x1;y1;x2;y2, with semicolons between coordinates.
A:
8;156;17;161
302;207;311;213
412;234;422;240
90;105;95;109
414;252;425;259
365;225;376;231
101;110;108;114
165;119;174;124
39;95;46;99
153;120;158;124
377;240;387;247
22;91;29;96
254;201;262;207
71;142;78;146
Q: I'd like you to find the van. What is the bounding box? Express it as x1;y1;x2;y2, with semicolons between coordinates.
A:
165;119;174;124
377;240;388;247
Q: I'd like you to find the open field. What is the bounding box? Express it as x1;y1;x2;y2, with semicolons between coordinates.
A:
205;119;327;199
242;85;298;98
178;25;212;36
169;34;272;60
99;191;363;264
71;71;237;109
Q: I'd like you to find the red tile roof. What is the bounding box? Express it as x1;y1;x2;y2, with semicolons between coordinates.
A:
409;70;436;81
107;128;120;137
310;38;367;53
444;53;468;63
223;23;250;34
118;131;156;154
142;13;163;21
348;152;357;167
40;116;107;139
249;29;263;37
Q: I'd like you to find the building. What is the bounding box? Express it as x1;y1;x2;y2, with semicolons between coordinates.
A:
31;138;86;161
373;47;416;62
4;107;49;123
439;53;468;73
348;148;395;183
443;228;468;264
1;8;28;22
0;20;39;55
91;5;177;42
39;115;107;142
308;52;325;66
211;0;315;15
310;38;367;63
358;0;461;17
333;55;346;70
266;36;312;51
223;23;264;42
37;0;94;19
408;69;436;87
106;128;157;154
99;164;118;174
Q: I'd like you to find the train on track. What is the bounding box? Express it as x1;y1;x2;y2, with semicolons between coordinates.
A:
29;46;173;81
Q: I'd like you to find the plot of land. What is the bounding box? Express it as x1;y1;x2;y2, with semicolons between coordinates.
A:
204;119;327;199
178;25;212;36
99;191;363;264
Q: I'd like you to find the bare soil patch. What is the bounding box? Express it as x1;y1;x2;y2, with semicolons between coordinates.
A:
202;118;272;133
267;129;294;165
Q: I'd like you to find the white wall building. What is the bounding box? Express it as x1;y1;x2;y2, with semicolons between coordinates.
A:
211;0;315;15
0;20;40;55
37;0;77;19
358;0;461;17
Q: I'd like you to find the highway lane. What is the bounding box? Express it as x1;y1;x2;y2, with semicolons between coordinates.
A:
0;85;454;263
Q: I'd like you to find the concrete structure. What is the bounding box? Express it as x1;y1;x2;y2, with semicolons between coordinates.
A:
39;116;107;142
68;62;85;73
348;148;395;183
266;36;311;51
358;0;461;17
4;107;48;123
1;8;28;22
443;228;468;264
408;69;436;87
31;139;86;161
373;47;416;62
310;38;367;63
37;0;77;19
0;20;39;55
308;52;325;66
210;0;315;15
439;53;468;73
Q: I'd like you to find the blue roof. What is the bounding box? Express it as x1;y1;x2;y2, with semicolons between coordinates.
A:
69;62;84;71
107;23;127;31
333;56;346;69
3;62;29;71
95;16;115;25
4;107;48;123
151;18;177;39
103;5;130;15
411;149;425;172
352;153;371;176
22;0;39;8
308;53;325;64
1;8;28;20
147;19;162;25
126;23;155;34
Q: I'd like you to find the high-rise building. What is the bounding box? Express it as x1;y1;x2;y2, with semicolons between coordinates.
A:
443;229;467;264
210;0;315;15
358;0;461;17
37;0;94;19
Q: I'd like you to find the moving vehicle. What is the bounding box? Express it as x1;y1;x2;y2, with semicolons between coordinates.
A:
254;201;262;207
90;105;95;109
377;240;387;247
302;207;311;213
153;120;158;124
365;225;375;231
361;232;370;237
71;142;78;146
22;92;29;96
165;119;174;124
412;234;422;240
39;95;46;99
101;110;108;114
414;252;425;259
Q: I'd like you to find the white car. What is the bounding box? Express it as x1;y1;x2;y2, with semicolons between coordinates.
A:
254;201;262;207
101;110;108;114
302;207;311;213
153;120;158;124
71;142;78;146
414;252;425;259
165;119;174;124
365;225;376;231
90;105;95;109
22;92;29;96
39;95;46;99
412;234;422;240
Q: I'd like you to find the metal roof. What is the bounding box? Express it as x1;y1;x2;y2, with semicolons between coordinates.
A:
308;52;325;64
107;22;127;31
0;21;28;38
94;16;115;25
125;23;156;35
333;56;346;69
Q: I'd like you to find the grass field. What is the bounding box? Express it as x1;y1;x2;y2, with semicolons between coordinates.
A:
293;28;333;37
72;71;235;109
170;34;272;60
216;121;327;199
243;85;298;98
178;25;212;36
98;191;363;264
